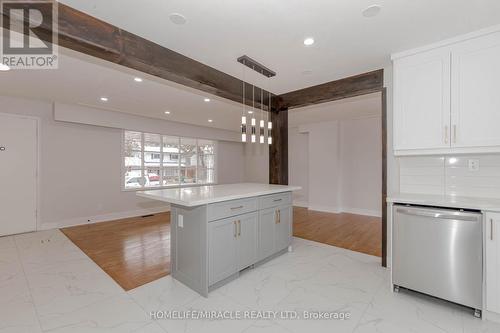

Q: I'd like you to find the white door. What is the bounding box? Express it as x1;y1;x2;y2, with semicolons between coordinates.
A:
486;212;500;314
393;48;451;151
0;114;37;236
451;31;500;148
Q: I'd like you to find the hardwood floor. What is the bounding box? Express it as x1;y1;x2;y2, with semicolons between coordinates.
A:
293;207;382;257
61;212;171;291
61;207;380;291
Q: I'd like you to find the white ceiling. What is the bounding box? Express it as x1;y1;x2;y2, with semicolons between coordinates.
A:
0;42;381;132
0;41;247;131
2;1;500;132
288;92;382;128
0;30;380;132
58;0;500;94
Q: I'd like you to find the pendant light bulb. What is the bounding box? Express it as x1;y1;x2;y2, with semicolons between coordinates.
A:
241;118;245;142
267;121;272;145
251;117;256;143
259;119;265;143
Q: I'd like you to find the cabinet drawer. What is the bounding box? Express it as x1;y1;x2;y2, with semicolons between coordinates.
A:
207;197;258;222
259;192;291;210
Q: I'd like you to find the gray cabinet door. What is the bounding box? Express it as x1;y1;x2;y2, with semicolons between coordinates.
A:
237;212;258;271
259;207;277;261
275;205;292;252
208;217;238;285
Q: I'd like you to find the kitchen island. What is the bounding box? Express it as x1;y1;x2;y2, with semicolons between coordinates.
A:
137;183;301;296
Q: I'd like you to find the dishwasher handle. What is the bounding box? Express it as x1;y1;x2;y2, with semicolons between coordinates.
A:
396;208;481;222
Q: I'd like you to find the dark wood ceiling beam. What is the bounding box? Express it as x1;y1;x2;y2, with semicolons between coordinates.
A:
2;2;270;109
277;69;384;109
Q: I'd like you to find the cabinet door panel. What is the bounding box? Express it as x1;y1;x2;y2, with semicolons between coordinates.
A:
486;212;500;314
275;206;292;252
208;218;238;285
451;32;500;148
237;212;258;271
394;49;451;150
259;207;276;261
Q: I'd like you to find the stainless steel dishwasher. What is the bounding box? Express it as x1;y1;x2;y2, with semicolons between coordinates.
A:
392;204;483;317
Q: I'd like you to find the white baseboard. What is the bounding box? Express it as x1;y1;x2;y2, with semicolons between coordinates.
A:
298;204;382;217
307;205;342;214
485;310;500;323
39;206;170;231
340;207;382;218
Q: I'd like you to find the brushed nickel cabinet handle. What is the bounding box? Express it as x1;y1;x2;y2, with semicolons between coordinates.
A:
491;219;494;241
275;210;278;224
278;210;281;224
234;221;237;238
453;125;457;144
444;126;449;144
273;198;282;202
231;205;244;210
238;220;241;236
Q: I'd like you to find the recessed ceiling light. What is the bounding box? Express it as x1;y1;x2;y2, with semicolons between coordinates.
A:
0;63;10;71
164;111;171;115
362;5;381;18
169;13;187;25
248;111;253;114
134;77;143;82
100;97;108;102
303;38;315;46
208;119;213;123
204;98;211;102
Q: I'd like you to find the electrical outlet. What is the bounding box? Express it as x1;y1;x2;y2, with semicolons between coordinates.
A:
468;159;480;171
178;214;184;228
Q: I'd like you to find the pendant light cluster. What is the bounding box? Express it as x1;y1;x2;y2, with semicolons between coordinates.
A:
238;56;275;145
241;81;272;145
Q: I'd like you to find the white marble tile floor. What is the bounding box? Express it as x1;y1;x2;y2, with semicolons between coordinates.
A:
1;231;499;333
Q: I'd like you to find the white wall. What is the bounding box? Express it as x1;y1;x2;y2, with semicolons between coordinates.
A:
288;127;309;206
384;65;399;196
243;143;269;183
217;141;245;184
299;121;342;213
289;117;382;217
340;117;382;216
0;95;247;230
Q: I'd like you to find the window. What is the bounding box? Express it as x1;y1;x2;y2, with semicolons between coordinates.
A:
123;131;217;190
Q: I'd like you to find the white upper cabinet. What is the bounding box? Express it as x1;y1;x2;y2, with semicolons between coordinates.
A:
451;31;500;148
393;27;500;155
394;48;451;151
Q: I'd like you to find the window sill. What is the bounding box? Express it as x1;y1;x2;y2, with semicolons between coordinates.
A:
122;183;218;192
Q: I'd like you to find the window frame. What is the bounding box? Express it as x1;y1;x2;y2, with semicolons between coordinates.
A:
121;130;218;191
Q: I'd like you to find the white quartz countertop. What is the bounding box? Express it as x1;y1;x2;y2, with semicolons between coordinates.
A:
137;183;301;207
387;193;500;211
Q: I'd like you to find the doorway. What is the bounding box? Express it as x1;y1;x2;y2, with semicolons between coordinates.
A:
0;113;38;236
288;92;385;258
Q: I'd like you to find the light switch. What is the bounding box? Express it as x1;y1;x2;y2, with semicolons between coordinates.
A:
178;214;184;228
468;159;480;171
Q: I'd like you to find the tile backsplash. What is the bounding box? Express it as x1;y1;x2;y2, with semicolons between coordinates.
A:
399;154;500;198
